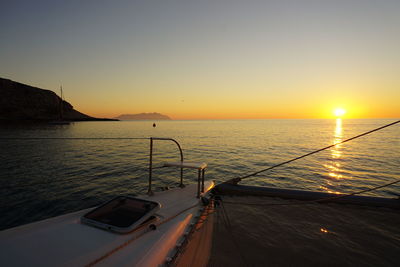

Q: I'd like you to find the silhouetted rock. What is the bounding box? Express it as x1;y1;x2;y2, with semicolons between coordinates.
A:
0;77;117;122
115;113;171;120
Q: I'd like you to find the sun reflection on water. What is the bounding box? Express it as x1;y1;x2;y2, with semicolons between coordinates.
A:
321;118;345;194
332;118;343;159
320;228;329;233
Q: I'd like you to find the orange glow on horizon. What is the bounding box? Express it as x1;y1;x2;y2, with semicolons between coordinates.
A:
84;109;398;120
76;100;399;120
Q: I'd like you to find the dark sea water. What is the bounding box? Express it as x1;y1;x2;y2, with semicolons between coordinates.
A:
0;119;399;230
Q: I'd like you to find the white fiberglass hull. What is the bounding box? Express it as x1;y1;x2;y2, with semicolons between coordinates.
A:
0;181;214;267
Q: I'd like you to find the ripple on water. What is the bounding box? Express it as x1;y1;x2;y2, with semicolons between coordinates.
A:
0;119;399;230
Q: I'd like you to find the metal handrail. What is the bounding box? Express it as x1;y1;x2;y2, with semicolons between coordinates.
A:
147;137;184;196
1;136;202;197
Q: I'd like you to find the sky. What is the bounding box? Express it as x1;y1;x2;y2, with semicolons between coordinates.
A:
1;0;399;119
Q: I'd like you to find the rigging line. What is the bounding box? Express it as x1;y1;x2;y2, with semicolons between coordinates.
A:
0;137;150;140
218;201;249;267
230;119;400;182
316;179;400;203
2;165;152;190
221;178;400;207
4;166;172;190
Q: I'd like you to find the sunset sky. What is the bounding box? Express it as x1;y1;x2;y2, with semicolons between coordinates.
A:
1;0;399;119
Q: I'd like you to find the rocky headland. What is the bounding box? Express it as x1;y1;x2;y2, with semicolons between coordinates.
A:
115;113;171;120
0;78;117;122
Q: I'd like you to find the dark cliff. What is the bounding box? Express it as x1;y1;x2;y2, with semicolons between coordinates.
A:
0;78;116;122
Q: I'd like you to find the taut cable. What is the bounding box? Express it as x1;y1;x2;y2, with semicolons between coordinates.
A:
227;119;400;184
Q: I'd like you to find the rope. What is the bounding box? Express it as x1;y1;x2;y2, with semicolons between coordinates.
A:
221;179;400;207
228;119;400;183
218;201;249;266
169;200;215;266
0;137;150;140
316;179;400;203
0;165;151;189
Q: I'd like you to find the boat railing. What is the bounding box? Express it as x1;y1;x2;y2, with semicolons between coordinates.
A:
0;136;207;198
147;137;207;198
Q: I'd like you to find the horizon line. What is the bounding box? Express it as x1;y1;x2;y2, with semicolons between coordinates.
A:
113;117;399;121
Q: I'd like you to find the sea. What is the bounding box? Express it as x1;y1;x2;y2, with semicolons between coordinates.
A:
0;119;399;230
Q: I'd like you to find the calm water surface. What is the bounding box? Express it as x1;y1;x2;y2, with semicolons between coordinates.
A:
0;119;399;230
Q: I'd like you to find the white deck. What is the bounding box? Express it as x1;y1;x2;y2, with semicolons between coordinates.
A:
0;181;214;267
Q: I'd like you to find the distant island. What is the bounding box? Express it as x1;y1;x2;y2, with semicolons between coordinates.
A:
0;77;117;122
115;113;171;120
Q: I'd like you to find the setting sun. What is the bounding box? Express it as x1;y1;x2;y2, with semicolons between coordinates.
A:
334;108;346;118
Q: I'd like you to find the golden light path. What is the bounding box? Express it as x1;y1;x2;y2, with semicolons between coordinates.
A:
321;118;344;194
